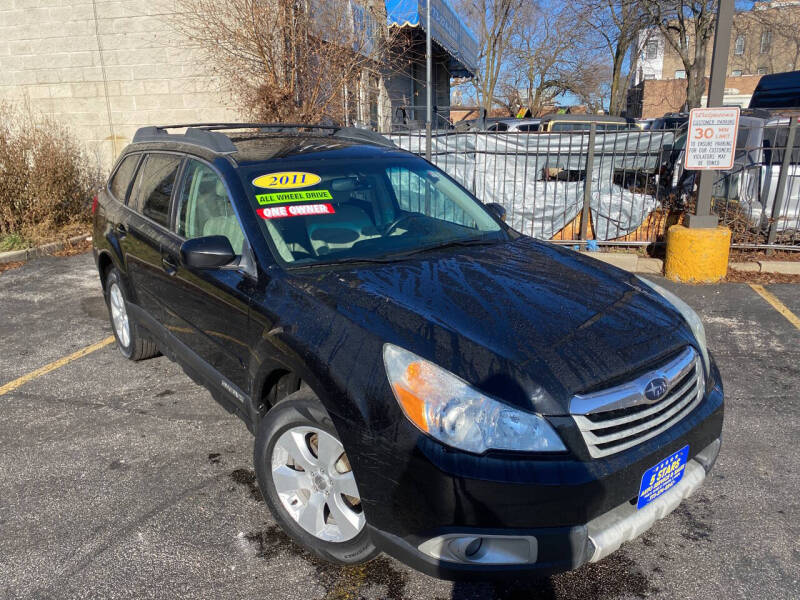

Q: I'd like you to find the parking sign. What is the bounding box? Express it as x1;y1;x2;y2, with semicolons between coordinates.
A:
684;107;740;170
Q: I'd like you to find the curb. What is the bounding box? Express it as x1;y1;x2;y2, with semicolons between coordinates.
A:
730;260;800;275
589;254;800;276
587;252;664;275
0;234;91;265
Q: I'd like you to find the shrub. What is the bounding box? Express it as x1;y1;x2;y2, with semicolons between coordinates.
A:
0;101;102;241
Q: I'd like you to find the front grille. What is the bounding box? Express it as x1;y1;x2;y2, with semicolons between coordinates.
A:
570;348;705;458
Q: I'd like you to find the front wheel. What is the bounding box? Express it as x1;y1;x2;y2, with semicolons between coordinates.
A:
253;390;378;565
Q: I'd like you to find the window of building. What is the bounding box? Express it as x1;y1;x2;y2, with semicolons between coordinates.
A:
761;30;772;54
645;41;658;60
731;69;743;77
644;72;656;80
675;70;686;79
735;35;745;55
758;67;769;75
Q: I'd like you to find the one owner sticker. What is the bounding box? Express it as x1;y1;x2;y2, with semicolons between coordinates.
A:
257;203;336;219
256;190;333;205
252;171;321;189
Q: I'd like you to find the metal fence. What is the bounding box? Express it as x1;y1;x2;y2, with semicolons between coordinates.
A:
389;119;800;250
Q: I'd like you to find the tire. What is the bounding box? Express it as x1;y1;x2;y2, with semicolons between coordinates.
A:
103;268;160;361
254;389;379;565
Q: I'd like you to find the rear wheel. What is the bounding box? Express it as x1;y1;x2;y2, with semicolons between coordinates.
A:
254;390;378;565
104;268;159;361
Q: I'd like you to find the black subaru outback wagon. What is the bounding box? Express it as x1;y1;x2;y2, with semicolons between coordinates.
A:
93;124;723;580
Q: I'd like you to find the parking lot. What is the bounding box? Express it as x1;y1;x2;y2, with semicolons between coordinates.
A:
1;251;798;600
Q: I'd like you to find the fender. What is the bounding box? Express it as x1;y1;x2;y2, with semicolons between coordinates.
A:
246;327;366;430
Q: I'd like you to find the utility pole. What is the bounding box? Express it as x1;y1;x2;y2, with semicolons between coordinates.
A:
425;0;432;161
687;0;734;228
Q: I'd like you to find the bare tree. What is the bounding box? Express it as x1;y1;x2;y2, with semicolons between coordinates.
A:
579;0;650;115
642;0;718;109
743;3;800;74
499;3;607;116
459;0;524;111
172;0;399;124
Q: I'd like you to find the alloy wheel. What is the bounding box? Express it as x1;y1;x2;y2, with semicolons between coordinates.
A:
271;426;365;542
109;283;130;348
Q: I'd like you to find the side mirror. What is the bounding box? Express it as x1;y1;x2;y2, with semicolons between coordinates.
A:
485;203;507;222
180;235;236;269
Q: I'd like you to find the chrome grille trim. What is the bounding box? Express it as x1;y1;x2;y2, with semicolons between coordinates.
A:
570;348;705;458
570;347;697;416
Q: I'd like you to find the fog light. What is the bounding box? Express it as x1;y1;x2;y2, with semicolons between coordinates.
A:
465;537;482;557
418;534;538;565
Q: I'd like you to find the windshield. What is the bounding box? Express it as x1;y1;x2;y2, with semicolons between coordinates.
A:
240;156;505;266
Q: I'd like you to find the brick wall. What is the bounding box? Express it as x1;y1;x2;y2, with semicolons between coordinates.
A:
0;0;239;170
629;75;763;118
658;3;800;80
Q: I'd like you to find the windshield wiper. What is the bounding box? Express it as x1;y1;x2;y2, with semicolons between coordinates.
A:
287;239;499;270
289;255;407;269
400;238;498;256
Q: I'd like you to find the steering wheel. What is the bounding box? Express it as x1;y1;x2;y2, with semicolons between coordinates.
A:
383;213;424;236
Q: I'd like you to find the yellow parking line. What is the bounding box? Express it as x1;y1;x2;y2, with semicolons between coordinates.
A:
0;336;115;397
750;284;800;331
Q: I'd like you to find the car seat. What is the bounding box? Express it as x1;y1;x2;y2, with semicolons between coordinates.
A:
201;178;245;254
306;201;380;255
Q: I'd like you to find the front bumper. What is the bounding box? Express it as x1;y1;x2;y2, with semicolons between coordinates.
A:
349;364;724;581
369;438;721;580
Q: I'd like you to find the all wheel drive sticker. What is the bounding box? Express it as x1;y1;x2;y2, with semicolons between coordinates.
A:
252;172;335;219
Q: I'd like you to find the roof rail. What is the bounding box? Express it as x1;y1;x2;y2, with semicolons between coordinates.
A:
159;123;340;132
132;125;238;154
132;122;396;153
333;127;396;148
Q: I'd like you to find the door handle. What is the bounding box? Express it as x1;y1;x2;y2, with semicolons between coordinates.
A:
114;223;127;239
161;255;179;275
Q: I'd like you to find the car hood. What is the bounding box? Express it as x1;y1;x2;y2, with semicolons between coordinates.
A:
288;237;696;415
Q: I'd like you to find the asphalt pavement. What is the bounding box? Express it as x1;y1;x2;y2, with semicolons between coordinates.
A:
0;252;798;600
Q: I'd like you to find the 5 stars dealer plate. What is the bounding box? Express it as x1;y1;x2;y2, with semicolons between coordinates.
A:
637;445;689;510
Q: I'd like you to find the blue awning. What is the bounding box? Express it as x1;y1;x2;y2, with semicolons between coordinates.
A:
386;0;479;77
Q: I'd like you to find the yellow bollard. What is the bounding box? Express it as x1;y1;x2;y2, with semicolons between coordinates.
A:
664;225;731;283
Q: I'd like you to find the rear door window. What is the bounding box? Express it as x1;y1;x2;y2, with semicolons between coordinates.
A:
109;154;140;202
130;154;182;228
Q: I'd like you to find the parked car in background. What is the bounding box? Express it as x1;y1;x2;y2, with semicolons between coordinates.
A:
650;113;690;131
486;118;542;132
663;112;800;232
93;123;723;581
749;70;800;109
538;114;636;132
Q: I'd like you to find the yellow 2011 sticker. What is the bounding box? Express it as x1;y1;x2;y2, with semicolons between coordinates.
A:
252;171;321;189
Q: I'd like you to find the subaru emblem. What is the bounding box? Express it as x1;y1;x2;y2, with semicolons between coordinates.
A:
644;377;668;402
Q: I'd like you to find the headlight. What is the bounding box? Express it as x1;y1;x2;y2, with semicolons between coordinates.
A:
637;277;710;375
382;344;566;454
